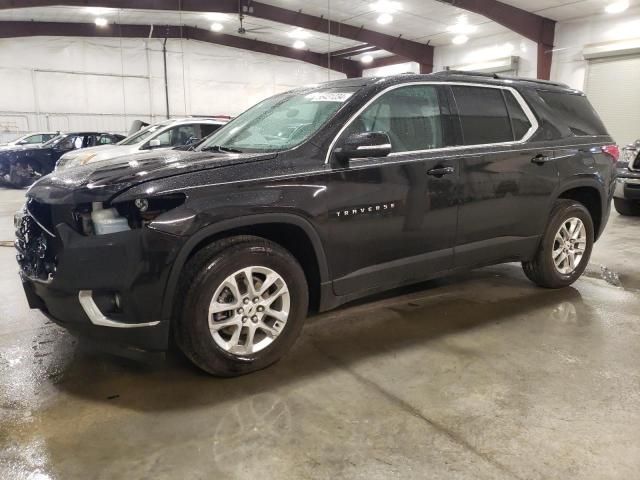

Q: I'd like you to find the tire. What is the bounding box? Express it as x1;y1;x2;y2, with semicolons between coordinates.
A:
175;235;308;377
614;198;640;216
522;199;594;289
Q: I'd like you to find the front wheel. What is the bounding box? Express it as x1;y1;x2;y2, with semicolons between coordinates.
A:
175;236;308;377
614;198;640;216
522;200;594;288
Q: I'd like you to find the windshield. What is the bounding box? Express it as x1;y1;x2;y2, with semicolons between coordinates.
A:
119;120;175;146
197;87;358;153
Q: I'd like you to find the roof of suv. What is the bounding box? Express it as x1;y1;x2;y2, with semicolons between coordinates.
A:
315;71;580;95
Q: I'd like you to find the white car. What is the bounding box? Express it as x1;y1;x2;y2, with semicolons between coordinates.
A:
0;132;58;149
55;118;227;170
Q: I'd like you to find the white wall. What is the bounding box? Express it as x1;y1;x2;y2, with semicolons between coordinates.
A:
551;7;640;90
0;36;344;142
363;61;419;77
433;32;537;78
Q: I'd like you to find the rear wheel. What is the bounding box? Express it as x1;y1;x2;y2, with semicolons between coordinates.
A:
614;198;640;216
175;236;308;377
522;200;594;288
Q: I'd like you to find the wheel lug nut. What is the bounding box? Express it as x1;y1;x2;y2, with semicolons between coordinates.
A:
257;306;264;312
251;315;258;323
253;297;259;304
243;298;250;305
237;307;244;314
242;316;248;323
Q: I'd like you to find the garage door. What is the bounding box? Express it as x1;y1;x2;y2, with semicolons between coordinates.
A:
585;55;640;147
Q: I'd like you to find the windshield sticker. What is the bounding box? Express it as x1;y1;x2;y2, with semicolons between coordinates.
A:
306;92;353;102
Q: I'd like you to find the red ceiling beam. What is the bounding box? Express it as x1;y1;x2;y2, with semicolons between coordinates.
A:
0;20;362;76
0;0;434;70
437;0;555;79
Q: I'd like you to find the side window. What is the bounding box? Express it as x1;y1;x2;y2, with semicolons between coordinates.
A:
342;85;444;153
25;134;43;144
57;136;77;150
200;123;222;138
451;86;513;145
154;125;199;147
538;91;607;136
504;91;532;140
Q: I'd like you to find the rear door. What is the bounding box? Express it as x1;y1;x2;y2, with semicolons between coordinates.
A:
326;83;460;295
450;85;559;267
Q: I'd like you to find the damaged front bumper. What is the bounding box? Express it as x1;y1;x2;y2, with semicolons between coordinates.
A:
16;209;185;352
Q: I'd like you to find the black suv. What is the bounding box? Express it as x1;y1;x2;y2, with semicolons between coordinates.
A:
16;72;617;376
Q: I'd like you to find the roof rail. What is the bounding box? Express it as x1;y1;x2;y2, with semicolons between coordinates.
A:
430;69;569;88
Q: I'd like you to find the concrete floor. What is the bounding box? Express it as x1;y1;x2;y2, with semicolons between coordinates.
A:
1;188;639;480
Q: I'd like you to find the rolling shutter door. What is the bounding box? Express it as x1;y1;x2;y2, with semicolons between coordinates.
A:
585;55;640;146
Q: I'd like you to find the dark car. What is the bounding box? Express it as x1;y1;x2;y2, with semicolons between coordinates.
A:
15;72;617;376
0;131;125;188
613;140;640;216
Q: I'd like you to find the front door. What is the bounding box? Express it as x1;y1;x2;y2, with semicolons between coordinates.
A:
324;84;459;296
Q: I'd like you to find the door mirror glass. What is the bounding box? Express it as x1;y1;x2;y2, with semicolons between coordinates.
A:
148;138;162;148
334;131;391;162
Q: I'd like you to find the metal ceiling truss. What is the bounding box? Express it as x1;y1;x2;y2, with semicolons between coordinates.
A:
0;0;434;73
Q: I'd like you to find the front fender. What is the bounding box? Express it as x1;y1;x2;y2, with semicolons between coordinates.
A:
158;212;329;324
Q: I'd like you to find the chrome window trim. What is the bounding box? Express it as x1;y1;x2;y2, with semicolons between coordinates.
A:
323;81;539;164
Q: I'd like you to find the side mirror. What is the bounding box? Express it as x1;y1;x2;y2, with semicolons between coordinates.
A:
148;139;161;148
333;131;392;163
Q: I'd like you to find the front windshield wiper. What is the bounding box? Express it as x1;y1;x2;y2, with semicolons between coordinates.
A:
200;145;243;153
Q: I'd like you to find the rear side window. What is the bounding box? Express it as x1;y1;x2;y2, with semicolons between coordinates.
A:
538;91;607;136
451;86;513;145
200;123;222;138
504;92;532;139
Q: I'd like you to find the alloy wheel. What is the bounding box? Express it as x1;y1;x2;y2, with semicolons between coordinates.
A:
552;217;587;275
208;266;290;355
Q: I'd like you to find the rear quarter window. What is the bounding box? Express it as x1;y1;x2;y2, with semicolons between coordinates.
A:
538;91;607;136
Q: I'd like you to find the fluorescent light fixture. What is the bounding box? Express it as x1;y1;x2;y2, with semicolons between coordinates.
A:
293;40;306;49
452;35;469;45
288;28;311;39
94;17;108;27
210;22;224;32
605;1;629;13
377;13;393;25
86;7;111;15
207;12;229;21
371;0;401;13
447;23;477;35
361;54;374;64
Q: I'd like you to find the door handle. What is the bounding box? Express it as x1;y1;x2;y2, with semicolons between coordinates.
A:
427;166;455;177
531;154;553;165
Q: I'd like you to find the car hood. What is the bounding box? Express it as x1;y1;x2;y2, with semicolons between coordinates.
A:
27;149;278;204
58;144;138;167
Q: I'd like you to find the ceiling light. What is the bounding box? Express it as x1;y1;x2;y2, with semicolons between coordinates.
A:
371;0;401;13
361;54;374;64
86;7;111;15
94;17;108;27
452;35;469;45
293;40;306;49
447;23;477;35
377;13;393;25
207;12;229;21
605;1;629;13
210;22;224;32
288;28;311;39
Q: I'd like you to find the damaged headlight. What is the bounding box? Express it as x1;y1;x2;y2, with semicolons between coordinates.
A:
77;193;187;235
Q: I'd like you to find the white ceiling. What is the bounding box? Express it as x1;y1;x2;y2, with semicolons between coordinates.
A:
0;0;633;55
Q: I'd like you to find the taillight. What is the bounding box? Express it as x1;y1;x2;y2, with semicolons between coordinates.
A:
602;144;620;162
